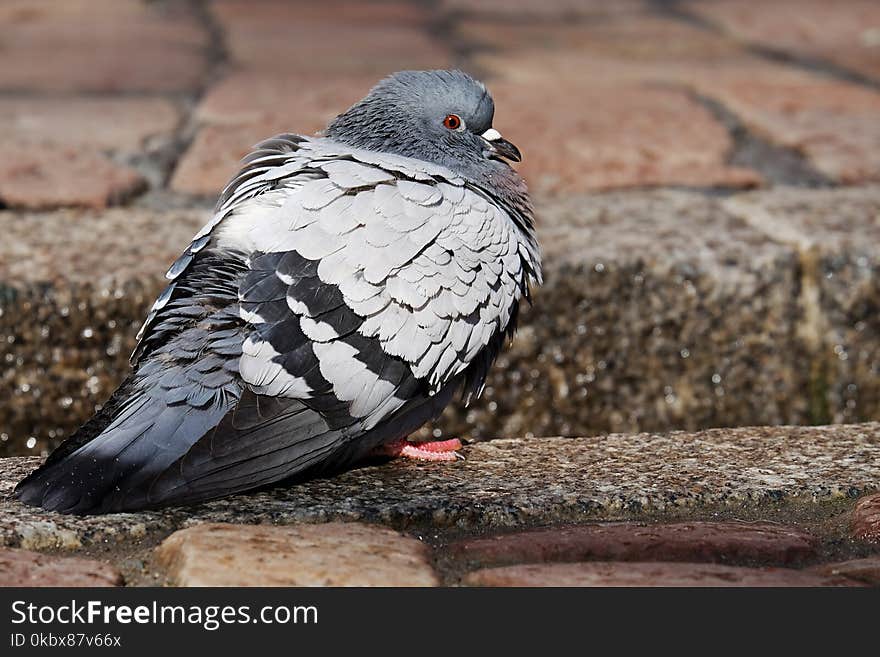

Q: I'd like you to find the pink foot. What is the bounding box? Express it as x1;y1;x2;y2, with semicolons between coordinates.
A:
377;438;464;462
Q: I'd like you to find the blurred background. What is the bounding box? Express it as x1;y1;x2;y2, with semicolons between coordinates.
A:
0;0;879;458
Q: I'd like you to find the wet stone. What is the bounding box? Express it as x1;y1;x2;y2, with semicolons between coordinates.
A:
0;547;123;587
462;562;862;587
0;208;206;457
155;522;439;587
851;492;880;542
450;521;818;568
1;424;879;547
3;187;880;451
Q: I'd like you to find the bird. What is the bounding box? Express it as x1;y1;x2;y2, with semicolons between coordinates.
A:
14;69;542;515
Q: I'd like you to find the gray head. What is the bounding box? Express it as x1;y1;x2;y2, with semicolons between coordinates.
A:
325;70;522;183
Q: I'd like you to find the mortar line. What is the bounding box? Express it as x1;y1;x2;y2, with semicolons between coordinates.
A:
650;0;880;92
140;0;231;198
687;91;834;189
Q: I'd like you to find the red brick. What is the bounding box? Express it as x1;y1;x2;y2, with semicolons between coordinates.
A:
196;71;373;127
461;16;749;85
0;145;144;210
0;98;180;151
442;0;645;17
489;81;760;194
179;79;763;197
463;562;862;587
0;97;178;208
685;0;880;82
852;492;880;542
450;521;817;567
211;0;450;74
809;556;880;586
689;75;880;184
156;522;439;586
464;15;880;185
461;18;762;192
171;123;280;197
187;12;763;196
173;73;376;195
212;0;430;28
0;0;210;92
0;548;123;587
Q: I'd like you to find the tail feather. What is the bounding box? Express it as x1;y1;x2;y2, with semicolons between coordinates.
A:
124;391;344;509
13;371;349;514
14;336;462;514
14;381;237;514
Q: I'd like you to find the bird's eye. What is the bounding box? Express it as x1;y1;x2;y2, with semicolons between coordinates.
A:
443;114;463;131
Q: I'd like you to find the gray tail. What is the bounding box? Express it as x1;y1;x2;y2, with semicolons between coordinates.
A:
13;368;347;515
13;373;239;514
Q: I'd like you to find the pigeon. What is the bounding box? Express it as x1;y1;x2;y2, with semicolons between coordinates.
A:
15;70;542;514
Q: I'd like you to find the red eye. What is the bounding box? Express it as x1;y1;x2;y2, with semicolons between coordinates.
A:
443;114;462;130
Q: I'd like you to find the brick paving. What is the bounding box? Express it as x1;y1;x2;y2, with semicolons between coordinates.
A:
0;547;123;587
685;0;880;82
1;1;880;587
851;492;880;543
462;561;862;587
449;522;818;567
155;522;439;586
0;0;877;205
0;0;211;93
810;556;880;586
3;434;880;587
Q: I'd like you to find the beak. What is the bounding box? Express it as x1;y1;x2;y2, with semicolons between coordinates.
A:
482;128;522;163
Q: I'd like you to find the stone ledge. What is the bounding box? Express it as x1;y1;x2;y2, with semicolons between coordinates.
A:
437;186;880;441
0;208;206;458
722;187;880;426
4;188;880;457
1;423;878;549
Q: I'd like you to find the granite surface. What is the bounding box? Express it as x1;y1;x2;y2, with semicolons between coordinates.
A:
8;189;880;458
1;423;878;549
723;187;880;426
0;208;206;457
436;189;807;441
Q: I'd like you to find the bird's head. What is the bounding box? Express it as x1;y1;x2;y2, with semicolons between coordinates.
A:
325;70;522;180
